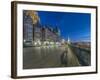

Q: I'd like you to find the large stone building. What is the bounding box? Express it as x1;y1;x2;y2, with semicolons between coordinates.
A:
23;10;33;42
23;10;41;46
43;26;61;42
23;10;61;46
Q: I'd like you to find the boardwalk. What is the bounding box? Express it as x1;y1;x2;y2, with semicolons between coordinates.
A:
23;46;65;69
66;45;80;67
23;44;89;69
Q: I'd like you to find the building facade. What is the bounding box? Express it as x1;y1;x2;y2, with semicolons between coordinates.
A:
40;26;61;45
23;10;61;46
23;10;33;42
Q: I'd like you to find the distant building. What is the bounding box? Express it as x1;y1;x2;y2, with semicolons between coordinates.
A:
42;26;61;43
68;37;71;44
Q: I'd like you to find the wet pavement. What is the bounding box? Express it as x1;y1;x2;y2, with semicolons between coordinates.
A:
66;45;80;67
23;45;87;69
23;46;65;69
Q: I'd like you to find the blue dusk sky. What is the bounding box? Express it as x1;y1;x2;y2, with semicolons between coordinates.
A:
38;11;91;42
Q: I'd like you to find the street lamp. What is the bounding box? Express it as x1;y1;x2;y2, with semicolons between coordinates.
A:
37;40;41;45
24;39;26;43
34;42;37;46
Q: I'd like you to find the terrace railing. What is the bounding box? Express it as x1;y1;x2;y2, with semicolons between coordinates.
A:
68;44;91;66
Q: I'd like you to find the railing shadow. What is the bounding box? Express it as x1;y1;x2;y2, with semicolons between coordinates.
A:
60;50;68;67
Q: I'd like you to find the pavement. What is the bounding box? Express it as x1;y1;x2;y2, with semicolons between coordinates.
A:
23;45;81;69
66;45;80;67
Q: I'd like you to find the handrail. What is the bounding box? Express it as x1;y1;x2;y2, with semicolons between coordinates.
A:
68;44;90;53
67;44;91;66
